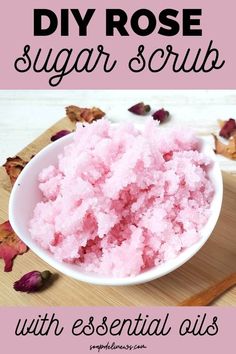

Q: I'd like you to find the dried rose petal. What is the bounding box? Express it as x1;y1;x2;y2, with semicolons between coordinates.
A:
128;102;151;115
3;156;28;185
152;108;169;123
213;134;236;160
0;221;28;272
219;118;236;139
163;151;173;161
51;130;71;142
66;105;105;123
13;270;52;293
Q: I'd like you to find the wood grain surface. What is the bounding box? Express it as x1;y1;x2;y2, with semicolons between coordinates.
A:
0;117;235;306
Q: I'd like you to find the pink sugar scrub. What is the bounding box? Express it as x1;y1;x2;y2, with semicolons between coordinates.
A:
29;120;214;277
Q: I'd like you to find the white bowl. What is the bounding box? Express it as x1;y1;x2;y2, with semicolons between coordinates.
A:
9;131;223;286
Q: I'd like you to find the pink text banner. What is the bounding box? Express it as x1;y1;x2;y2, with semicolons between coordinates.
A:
0;307;234;354
0;0;234;89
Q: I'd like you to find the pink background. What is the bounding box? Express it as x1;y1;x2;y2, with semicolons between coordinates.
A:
0;0;234;89
0;307;233;353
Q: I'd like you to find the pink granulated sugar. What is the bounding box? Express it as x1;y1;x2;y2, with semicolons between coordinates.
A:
29;120;214;277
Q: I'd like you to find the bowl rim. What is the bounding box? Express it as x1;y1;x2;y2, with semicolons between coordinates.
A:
8;130;223;286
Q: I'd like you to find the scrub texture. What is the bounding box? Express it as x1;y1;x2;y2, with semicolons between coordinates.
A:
29;120;214;277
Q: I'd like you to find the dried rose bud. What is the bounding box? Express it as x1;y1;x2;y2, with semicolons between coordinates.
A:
51;130;71;142
128;102;151;115
152;108;169;123
13;270;52;293
219;118;236;139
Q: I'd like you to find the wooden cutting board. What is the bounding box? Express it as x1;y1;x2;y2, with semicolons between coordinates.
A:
0;117;235;306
